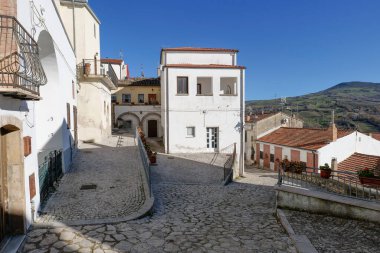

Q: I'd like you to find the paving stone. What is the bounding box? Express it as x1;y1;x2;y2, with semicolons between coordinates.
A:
39;234;58;246
60;231;76;241
63;244;80;252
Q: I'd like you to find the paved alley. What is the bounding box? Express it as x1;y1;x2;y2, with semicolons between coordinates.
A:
36;134;145;225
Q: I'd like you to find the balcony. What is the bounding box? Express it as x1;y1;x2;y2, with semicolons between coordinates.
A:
0;15;47;100
77;59;118;90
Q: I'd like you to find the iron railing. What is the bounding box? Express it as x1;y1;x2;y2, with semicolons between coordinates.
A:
38;151;63;203
78;58;118;87
136;127;152;197
223;143;236;185
277;166;380;203
0;15;47;94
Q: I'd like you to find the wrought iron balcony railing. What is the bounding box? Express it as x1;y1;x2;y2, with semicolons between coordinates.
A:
0;15;47;99
77;59;118;88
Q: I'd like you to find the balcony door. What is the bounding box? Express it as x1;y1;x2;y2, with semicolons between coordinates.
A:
148;94;157;104
206;127;218;152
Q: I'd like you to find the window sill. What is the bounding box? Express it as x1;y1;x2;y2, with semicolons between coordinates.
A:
220;94;238;96
186;136;195;138
176;94;189;96
196;94;213;96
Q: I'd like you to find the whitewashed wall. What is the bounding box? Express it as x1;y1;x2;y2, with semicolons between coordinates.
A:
164;52;235;65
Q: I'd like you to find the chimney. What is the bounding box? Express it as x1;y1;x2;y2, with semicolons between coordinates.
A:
329;110;337;141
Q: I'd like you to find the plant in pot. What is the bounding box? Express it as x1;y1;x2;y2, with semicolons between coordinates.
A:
293;161;306;174
149;152;157;164
357;168;380;186
319;163;332;179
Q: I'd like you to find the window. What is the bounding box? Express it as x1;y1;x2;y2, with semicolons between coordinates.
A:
177;77;188;94
187;127;195;137
111;94;117;103
122;94;131;103
138;94;144;103
23;136;32;157
270;154;274;163
196;77;212;95
220;77;237;95
260;151;263;159
245;131;247;142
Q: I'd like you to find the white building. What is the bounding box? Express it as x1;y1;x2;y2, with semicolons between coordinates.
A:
0;0;77;245
56;0;117;143
101;58;128;80
256;124;380;171
158;47;246;177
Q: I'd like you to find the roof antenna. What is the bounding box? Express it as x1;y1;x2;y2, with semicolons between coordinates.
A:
119;50;124;60
140;64;145;77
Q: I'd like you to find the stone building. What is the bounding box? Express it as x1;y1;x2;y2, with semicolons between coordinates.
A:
113;78;163;138
244;112;303;164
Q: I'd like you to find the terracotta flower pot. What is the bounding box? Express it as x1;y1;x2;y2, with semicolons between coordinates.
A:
84;63;91;75
359;177;380;186
320;170;331;179
149;155;156;164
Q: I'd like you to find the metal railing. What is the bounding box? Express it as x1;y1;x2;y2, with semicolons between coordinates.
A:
136;127;152;197
0;15;47;94
38;150;63;203
277;166;380;203
223;143;236;185
78;59;118;87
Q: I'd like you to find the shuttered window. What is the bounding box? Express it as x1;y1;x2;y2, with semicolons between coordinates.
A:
29;173;36;199
67;103;71;129
23;136;32;157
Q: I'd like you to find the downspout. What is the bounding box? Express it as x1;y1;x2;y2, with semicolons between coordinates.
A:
165;67;169;153
239;68;245;176
72;0;76;55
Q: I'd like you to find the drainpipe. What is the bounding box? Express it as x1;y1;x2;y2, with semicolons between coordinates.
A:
165;67;169;153
72;0;76;55
239;68;245;176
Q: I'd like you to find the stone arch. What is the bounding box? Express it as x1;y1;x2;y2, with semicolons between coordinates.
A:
141;112;161;124
0;118;26;241
117;112;141;131
141;113;162;138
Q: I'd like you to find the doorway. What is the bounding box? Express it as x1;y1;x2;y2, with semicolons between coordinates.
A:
148;120;158;137
0;125;26;242
148;94;157;105
206;127;218;152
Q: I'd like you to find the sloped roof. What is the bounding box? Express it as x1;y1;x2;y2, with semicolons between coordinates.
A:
101;58;123;65
338;153;380;174
246;113;277;123
127;77;160;87
370;133;380;141
257;127;353;150
162;47;239;53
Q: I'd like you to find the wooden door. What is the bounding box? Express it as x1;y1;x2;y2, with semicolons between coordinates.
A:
274;146;282;171
148;120;158;137
148;94;157;104
264;144;270;168
291;149;300;162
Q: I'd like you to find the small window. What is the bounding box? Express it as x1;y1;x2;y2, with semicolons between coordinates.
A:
111;94;117;103
260;151;263;159
138;94;144;103
122;94;131;103
177;77;188;94
67;103;71;129
187;127;195;137
270;154;274;163
197;77;212;95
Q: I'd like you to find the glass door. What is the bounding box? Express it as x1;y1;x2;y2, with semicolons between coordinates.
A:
206;127;218;152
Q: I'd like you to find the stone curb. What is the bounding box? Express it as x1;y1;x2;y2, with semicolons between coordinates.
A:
276;208;318;253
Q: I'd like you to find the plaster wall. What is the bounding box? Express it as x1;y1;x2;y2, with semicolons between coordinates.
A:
164;52;235;65
113;86;161;105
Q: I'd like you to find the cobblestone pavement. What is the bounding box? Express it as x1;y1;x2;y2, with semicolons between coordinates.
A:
36;134;145;224
284;209;380;253
22;157;296;252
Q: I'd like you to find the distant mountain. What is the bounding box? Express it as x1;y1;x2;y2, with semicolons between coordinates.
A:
246;82;380;132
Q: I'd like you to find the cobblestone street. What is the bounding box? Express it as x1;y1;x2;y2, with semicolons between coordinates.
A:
36;135;145;225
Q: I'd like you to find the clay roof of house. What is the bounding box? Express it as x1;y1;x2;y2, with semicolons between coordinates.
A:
338;153;380;175
165;64;246;69
126;77;160;87
370;133;380;141
162;47;239;53
245;113;277;123
101;58;123;65
257;127;353;150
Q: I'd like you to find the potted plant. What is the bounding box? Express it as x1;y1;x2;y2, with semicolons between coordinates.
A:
280;159;291;172
84;63;91;75
320;163;332;179
293;161;306;174
149;152;157;164
357;168;380;186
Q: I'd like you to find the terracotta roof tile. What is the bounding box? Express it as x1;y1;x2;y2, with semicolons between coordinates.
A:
245;113;277;123
370;133;380;141
101;58;123;65
257;127;353;150
165;64;246;69
338;153;380;182
128;77;160;87
162;47;239;53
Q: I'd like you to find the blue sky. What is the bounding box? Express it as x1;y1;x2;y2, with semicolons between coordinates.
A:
90;0;380;100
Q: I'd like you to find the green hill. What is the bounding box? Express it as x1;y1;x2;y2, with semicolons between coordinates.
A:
246;82;380;132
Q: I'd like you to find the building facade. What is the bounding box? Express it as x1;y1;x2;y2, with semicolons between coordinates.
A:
113;78;163;138
245;112;303;164
256;125;380;171
158;47;245;177
0;0;77;244
56;0;117;143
